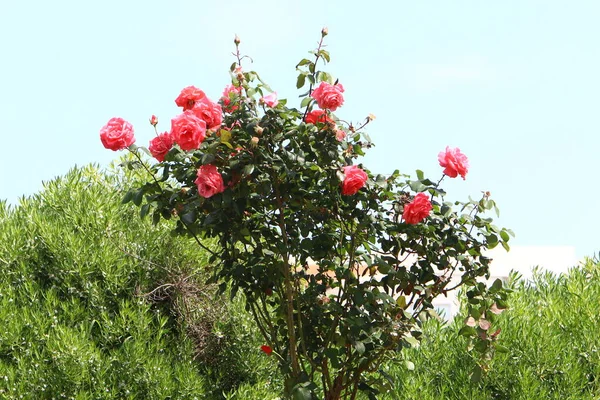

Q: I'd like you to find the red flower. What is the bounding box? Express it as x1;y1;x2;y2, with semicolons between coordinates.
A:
311;81;345;111
100;117;135;151
260;345;273;356
438;146;469;180
148;132;173;162
194;164;225;198
342;165;368;196
175;86;206;111
149;115;158;127
170;111;207;151
402;193;432;225
191;97;223;131
304;109;333;125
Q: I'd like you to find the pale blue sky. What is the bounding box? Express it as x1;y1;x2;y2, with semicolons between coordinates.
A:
1;1;599;259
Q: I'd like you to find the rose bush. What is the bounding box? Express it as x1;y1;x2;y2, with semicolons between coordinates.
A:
101;30;512;400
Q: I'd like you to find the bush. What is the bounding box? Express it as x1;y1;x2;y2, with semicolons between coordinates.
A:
383;260;600;400
0;163;272;399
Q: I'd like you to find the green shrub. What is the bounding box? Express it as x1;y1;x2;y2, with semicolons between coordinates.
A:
0;164;273;399
382;260;600;400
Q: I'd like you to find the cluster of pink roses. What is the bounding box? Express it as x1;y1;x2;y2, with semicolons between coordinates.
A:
99;81;469;224
99;83;283;199
340;146;469;225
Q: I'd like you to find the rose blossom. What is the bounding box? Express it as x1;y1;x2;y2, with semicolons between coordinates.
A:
402;193;432;225
100;117;135;151
335;129;346;141
191;97;223;131
260;92;278;107
260;345;273;356
149;115;158;127
304;109;334;125
194;164;225;198
170;111;207;151
311;81;345;111
438;146;469;179
148;132;173;162
341;165;368;196
175;86;206;110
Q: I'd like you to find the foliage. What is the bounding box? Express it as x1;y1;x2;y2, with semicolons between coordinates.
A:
0;164;268;399
381;260;600;399
111;30;512;399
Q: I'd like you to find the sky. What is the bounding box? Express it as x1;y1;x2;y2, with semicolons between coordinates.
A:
1;1;599;260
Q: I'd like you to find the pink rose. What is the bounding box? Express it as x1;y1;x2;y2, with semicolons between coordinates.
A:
402;193;432;225
175;86;206;110
191;97;223;131
170;111;207;151
148;132;173;162
100;117;135;151
335;129;346;141
149;115;158;127
341;165;368;196
220;84;242;112
438;146;469;179
311;81;345;111
260;92;278;107
304;109;334;125
195;164;225;198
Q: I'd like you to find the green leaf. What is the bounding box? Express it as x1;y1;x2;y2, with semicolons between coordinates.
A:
495;344;509;354
486;234;498;244
181;211;196;225
202;153;216;165
292;386;312;400
300;97;311;108
396;295;407;309
132;189;144;206
491;278;503;292
243;164;255;176
316;71;332;84
296;58;312;68
409;180;426;193
324;348;341;368
354;341;366;355
122;190;133;204
458;326;477;337
296;73;306;89
139;203;150;219
416;169;424;181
